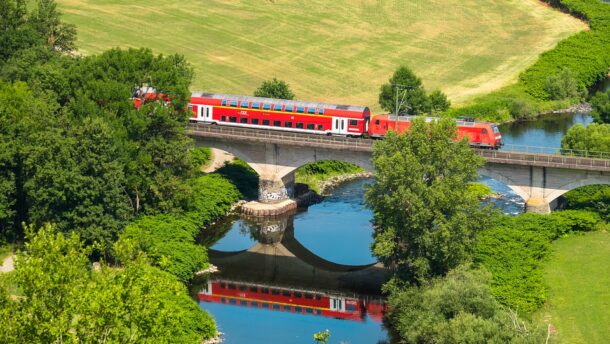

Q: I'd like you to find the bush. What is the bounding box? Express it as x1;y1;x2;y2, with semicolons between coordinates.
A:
216;158;259;200
190;146;211;171
543;68;585;100
563;185;610;221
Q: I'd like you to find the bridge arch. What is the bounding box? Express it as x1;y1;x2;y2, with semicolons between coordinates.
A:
477;167;529;202
545;178;610;205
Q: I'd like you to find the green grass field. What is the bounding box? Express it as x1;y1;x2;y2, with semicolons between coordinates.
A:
57;0;584;110
541;231;610;344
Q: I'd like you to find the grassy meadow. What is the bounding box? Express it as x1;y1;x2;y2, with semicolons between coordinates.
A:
57;0;585;110
541;231;610;344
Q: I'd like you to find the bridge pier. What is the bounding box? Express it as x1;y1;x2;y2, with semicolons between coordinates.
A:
259;172;295;203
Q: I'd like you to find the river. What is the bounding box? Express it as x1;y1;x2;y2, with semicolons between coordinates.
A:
196;111;594;344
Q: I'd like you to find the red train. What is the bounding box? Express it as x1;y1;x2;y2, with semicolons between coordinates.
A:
198;279;386;323
132;88;502;148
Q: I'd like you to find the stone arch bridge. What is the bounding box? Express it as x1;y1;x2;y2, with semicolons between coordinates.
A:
189;124;610;214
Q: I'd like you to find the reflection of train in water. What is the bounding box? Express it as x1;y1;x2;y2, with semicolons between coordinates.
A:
198;279;386;322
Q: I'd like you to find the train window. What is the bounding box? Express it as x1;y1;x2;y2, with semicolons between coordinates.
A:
263;103;271;110
347;304;357;311
305;293;313;299
240;118;248;124
318;108;324;115
229;101;238;107
273;304;280;310
283;305;291;311
315;294;321;300
294;291;302;298
221;100;227;106
295;306;302;313
240;300;247;306
317;124;324;130
229;117;237;123
221;116;226;122
240;101;249;108
296;106;305;113
220;297;226;303
307;108;316;114
251;118;260;125
273;104;282;111
239;285;247;291
249;286;258;292
316;310;322;315
282;290;291;297
375;119;380;125
261;287;269;294
251;301;258;307
261;302;269;308
482;128;488;134
252;102;260;109
285;122;292;128
220;282;226;289
285;105;294;112
349;119;358;126
305;308;313;314
271;289;280;295
229;298;236;304
228;283;236;290
273;120;281;127
296;123;304;129
306;124;315;130
187;104;193;112
493;125;500;133
262;119;270;126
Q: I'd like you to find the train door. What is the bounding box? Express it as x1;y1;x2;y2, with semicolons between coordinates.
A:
198;105;214;123
332;117;348;135
330;296;346;312
201;280;213;296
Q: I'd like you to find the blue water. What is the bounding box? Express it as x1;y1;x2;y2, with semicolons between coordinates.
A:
211;220;258;252
202;301;389;344
293;179;375;265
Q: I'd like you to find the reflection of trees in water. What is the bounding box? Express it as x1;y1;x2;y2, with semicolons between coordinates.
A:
499;112;588;142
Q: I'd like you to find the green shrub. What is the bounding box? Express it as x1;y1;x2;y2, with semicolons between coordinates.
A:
190;146;211;171
563;185;610;221
216;158;259;200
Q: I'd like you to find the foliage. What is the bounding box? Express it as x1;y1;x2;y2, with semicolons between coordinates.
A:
365;117;490;283
543;67;585;101
590;89;610;123
0;225;216;343
117;174;239;282
190;146;212;171
466;182;494;200
313;329;330;344
216;158;260;200
386;265;545;344
561;123;610;154
428;89;451;114
563;184;610;221
253;78;295;100
476;210;603;313
378;66;429;115
295;160;364;194
29;0;76;53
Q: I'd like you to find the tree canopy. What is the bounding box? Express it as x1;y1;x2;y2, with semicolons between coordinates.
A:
561;123;610;154
365;116;491;283
591;89;610;124
378;66;433;116
253;77;295;100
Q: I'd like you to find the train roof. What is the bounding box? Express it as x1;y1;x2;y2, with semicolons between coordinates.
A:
377;114;496;126
191;92;369;112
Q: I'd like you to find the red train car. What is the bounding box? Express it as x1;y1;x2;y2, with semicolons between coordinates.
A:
188;93;371;136
198;279;386;322
131;86;170;110
368;114;503;149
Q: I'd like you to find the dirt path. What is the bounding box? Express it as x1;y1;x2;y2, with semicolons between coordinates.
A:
202;148;234;173
0;255;15;273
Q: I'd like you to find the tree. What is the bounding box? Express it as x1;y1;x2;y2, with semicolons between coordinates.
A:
0;225;216;343
253;77;295;99
386;265;544;344
543;67;584;101
428;89;451;114
365;116;491;283
29;0;76;53
590;89;610;123
561;123;610;155
378;66;428;116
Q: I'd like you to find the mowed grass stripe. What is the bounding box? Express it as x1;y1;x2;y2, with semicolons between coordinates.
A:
541;231;610;344
58;0;585;109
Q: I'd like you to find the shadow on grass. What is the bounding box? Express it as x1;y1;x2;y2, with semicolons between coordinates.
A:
216;159;259;201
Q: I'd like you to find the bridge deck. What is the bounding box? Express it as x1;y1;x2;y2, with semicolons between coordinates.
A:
187;124;610;172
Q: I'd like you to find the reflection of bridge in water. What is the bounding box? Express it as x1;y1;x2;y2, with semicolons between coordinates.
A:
206;213;388;296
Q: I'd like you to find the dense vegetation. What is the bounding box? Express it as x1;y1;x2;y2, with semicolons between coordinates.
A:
295;160;364;194
0;1;243;341
453;0;610;121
